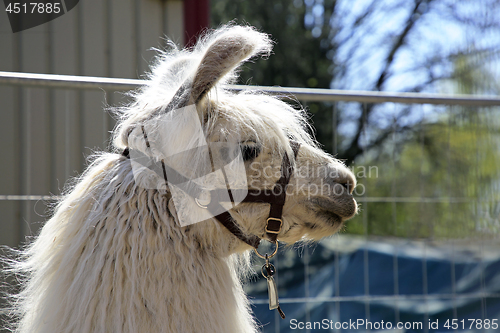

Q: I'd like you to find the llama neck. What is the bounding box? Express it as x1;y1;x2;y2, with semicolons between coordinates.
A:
118;243;257;333
67;208;256;333
88;236;257;333
129;239;254;333
29;234;256;333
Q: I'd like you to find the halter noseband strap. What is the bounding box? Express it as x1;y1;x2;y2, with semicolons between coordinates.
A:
121;140;301;249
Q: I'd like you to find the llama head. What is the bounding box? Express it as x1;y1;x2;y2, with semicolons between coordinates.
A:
113;25;357;254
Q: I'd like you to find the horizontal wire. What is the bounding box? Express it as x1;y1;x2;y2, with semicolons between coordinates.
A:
0;195;61;201
249;292;500;304
355;197;500;203
1;195;497;203
1;71;500;105
2;293;499;314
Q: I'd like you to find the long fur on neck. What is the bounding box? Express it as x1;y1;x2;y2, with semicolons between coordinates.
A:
7;154;257;333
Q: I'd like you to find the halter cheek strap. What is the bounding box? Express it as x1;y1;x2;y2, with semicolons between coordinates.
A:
121;139;301;248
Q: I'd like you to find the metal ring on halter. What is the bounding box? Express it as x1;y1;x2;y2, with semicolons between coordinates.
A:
253;240;279;259
195;198;208;209
195;191;211;209
261;262;276;278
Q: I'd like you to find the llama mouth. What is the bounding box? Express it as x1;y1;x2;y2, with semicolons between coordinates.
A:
307;193;358;222
313;210;342;226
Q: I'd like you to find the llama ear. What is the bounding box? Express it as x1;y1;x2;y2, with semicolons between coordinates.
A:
190;26;272;104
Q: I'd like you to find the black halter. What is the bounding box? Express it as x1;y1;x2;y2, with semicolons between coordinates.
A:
205;140;300;249
122;136;300;250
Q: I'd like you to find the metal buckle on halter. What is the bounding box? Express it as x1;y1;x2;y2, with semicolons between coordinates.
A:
265;217;283;234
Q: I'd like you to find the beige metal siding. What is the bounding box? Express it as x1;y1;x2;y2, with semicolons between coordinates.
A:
0;0;184;248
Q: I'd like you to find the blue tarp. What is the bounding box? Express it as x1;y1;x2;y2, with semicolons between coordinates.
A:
247;236;500;332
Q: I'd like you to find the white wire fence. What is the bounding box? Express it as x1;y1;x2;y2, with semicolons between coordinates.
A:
1;72;500;332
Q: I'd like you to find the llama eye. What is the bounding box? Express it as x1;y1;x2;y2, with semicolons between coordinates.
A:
240;144;261;161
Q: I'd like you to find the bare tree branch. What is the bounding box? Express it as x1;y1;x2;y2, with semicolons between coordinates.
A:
343;0;434;164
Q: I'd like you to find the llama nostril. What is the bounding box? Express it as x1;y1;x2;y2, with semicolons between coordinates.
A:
341;182;354;194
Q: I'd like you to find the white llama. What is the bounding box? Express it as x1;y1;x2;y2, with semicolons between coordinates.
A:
6;25;357;333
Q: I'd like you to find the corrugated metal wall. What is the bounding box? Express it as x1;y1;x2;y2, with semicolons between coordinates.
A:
0;0;184;248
